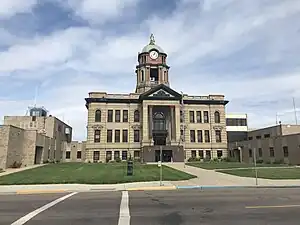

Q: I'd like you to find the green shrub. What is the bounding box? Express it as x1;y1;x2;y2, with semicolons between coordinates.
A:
256;159;264;164
115;157;121;163
273;159;284;164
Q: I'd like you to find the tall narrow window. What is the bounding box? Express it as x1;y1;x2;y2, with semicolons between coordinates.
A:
189;111;195;123
214;111;220;123
283;146;289;157
115;130;120;143
95;110;101;122
134;130;140;142
94;130;101;143
197;130;203;142
123;110;128;122
108;110;113;122
141;70;144;81
122;130;128;143
215;130;222;143
134;110;140;122
180;110;184;123
115;110;121;122
204;130;210;142
190;130;195;142
196;111;202;123
269;147;274;157
107;130;113;143
204;111;209;123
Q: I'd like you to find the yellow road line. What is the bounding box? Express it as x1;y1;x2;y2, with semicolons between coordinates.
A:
127;186;176;191
246;204;300;209
16;190;67;195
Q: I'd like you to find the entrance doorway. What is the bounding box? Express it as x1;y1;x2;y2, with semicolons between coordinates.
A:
155;150;173;162
34;147;43;164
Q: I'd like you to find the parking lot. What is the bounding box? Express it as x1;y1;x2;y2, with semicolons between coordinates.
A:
1;188;300;225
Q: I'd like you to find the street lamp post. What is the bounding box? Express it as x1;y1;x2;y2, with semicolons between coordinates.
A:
253;147;258;186
159;145;163;186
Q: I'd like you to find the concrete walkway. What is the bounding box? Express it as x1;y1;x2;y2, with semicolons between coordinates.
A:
0;164;45;177
165;163;300;187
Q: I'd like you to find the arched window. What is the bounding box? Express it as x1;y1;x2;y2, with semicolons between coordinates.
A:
95;110;101;122
153;112;166;131
134;110;140;122
214;111;220;123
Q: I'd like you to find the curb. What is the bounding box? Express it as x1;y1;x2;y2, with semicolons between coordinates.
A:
176;185;300;189
126;186;177;191
16;189;68;195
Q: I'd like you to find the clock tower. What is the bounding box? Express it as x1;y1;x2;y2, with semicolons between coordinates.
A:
135;34;170;93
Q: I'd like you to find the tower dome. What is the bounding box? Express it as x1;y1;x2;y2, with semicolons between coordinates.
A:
141;34;165;53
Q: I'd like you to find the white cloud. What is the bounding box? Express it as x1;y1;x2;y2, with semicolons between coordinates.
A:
65;0;140;24
0;0;38;18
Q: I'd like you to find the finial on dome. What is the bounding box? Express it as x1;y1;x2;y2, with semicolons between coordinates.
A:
149;33;155;45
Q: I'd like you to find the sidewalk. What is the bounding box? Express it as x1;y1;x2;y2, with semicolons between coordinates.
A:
0;164;45;177
165;163;300;187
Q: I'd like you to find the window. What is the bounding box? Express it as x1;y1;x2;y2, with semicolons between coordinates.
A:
77;151;81;159
122;130;128;143
114;151;120;160
153;112;166;130
107;130;113;143
191;150;196;158
217;150;223;159
248;136;253;140
204;111;209;123
283;146;289;157
269;147;274;157
134;151;140;158
249;149;253;157
264;134;270;138
58;125;62;132
123;110;128;122
189;111;195;123
134;130;140;142
204;130;210;142
93;151;100;162
180;129;184;137
106;151;112;161
214;111;220;123
32;116;36;121
256;135;261;139
215;130;222;143
196;111;202;123
197;130;203;143
180;110;184;123
95;110;101;122
94;130;101;143
206;150;211;159
258;148;262;157
190;130;195;142
122;151;128;160
115;130;120;143
141;70;144;81
198;150;204;159
134;110;140;122
108;110;113;122
115;110;121;122
66;151;71;159
226;118;247;126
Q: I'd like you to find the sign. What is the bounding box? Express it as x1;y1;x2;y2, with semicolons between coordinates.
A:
158;161;162;167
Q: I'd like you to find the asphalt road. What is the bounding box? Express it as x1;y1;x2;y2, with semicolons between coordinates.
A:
1;188;300;225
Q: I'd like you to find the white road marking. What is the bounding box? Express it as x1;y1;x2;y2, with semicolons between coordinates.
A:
118;191;130;225
11;192;77;225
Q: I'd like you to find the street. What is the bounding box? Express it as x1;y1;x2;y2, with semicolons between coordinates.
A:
1;188;300;225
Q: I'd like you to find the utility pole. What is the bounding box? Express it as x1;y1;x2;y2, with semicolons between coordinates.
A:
293;97;298;125
253;147;258;186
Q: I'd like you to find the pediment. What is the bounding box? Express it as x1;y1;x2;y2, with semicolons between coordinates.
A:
139;84;182;100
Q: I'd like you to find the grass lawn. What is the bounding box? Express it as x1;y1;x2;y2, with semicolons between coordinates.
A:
218;168;300;179
0;163;196;185
187;162;290;170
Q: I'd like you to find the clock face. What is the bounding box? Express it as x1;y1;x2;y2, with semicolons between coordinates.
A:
149;50;158;59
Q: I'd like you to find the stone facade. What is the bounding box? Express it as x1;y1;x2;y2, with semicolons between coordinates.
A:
0;125;51;169
63;141;86;162
228;124;300;165
85;35;229;163
4;114;72;161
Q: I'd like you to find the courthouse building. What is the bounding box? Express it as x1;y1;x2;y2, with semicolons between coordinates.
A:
85;35;229;163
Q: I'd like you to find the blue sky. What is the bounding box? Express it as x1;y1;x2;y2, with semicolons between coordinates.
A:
0;0;300;140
